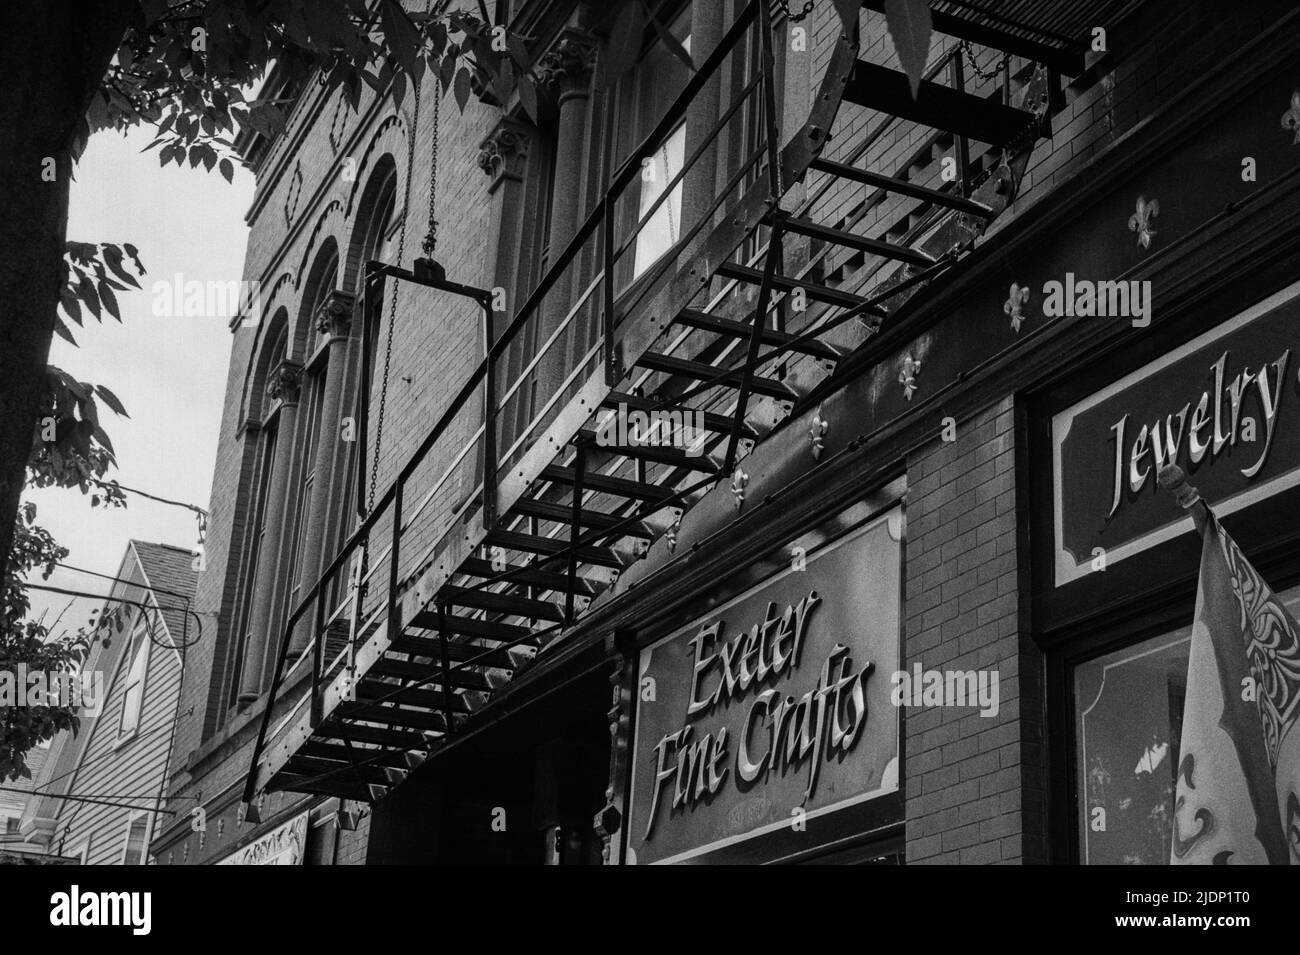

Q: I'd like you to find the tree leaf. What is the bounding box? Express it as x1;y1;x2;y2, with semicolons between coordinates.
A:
97;280;119;321
95;384;129;418
59;289;83;326
453;67;472;111
607;0;646;81
77;275;101;320
649;12;693;73
219;157;234;183
380;0;424;83
884;0;932;99
518;74;540;124
52;316;77;346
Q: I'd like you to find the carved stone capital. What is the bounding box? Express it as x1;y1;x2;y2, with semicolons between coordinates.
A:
267;359;304;404
314;290;355;340
536;31;598;98
477;117;533;186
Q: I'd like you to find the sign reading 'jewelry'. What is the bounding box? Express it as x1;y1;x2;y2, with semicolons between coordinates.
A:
1052;280;1300;585
625;511;901;864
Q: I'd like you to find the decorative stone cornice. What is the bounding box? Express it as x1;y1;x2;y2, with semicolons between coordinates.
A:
314;289;355;340
535;30;598;98
477;117;533;187
267;359;304;404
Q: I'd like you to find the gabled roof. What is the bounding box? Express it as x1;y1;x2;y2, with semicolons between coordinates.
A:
128;541;199;653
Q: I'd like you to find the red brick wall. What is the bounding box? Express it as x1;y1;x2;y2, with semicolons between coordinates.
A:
902;397;1046;864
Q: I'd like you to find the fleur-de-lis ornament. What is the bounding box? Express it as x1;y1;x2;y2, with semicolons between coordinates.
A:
809;411;828;459
665;510;683;553
1283;91;1300;145
730;467;749;509
1004;282;1031;333
1128;195;1159;250
899;353;921;402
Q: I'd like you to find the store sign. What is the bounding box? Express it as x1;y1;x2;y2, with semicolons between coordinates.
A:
216;812;308;865
624;510;901;864
1053;280;1300;585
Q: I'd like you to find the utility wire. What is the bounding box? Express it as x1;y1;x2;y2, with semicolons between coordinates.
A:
0;785;176;816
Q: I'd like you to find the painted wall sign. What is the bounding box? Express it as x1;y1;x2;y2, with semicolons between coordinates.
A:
624;510;901;864
216;812;308;865
1053;279;1300;585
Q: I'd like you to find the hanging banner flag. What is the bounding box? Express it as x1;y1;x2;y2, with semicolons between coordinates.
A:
1171;518;1300;864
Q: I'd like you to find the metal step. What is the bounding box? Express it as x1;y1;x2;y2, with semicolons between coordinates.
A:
390;632;524;670
369;657;494;690
575;426;720;470
603;391;759;440
268;772;376;802
808;157;994;218
673;308;844;361
540;464;675;504
484;527;627;569
439;584;566;622
298;740;415;769
356;680;471;713
318;721;432;749
458;556;606;597
283;755;393;787
844;60;1035;147
715;262;880;313
335;701;451;733
636;352;799;401
511;497;655;540
783;216;936;267
404;610;535;642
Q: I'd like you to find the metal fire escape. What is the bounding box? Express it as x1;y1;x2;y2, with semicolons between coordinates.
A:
242;0;1088;815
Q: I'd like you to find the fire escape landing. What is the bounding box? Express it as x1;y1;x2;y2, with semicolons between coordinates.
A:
242;0;1086;817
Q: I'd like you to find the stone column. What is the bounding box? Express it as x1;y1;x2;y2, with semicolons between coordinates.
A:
289;291;354;655
238;359;303;705
477;115;534;463
532;32;597;417
682;1;723;260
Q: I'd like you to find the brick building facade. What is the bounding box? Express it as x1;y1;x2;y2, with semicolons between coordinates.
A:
152;0;1300;865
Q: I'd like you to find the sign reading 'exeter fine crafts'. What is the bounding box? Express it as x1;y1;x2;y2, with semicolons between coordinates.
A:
624;510;901;864
1052;279;1300;585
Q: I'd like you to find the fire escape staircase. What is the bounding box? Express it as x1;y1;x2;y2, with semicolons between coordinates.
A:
242;0;1077;815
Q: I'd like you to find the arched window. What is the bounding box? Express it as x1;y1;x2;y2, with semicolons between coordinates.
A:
283;242;340;622
341;160;398;532
225;314;289;711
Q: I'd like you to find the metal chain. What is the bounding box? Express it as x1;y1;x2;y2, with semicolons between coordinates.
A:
777;0;815;23
367;71;423;515
422;77;440;259
959;39;1009;82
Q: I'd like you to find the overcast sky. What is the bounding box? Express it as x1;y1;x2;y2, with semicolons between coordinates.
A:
24;124;254;638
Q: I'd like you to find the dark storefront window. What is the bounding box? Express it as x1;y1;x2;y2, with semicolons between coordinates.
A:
1073;585;1300;864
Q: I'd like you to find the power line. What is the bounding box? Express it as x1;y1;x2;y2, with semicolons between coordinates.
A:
92;479;208;519
0;785;176;816
21;582;206;649
54;561;196;603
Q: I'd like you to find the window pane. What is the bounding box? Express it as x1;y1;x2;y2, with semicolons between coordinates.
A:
123;816;148;865
633;125;686;279
1073;584;1300;863
1074;633;1189;864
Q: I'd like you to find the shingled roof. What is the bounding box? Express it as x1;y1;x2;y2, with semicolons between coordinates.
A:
129;541;199;652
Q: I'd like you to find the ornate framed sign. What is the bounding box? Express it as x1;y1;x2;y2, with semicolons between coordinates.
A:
1052;279;1300;586
216;811;309;866
624;507;902;864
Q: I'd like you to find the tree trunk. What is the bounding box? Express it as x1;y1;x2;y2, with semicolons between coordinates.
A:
0;0;136;565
